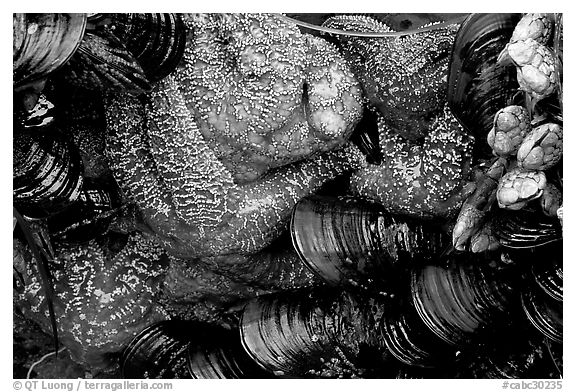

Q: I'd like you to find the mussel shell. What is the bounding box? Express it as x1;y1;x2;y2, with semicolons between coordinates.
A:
411;260;516;346
13;13;87;88
350;109;382;165
447;13;522;158
187;327;271;379
381;297;454;368
13;129;84;219
46;177;121;243
291;196;450;289
493;209;562;249
121;321;193;378
521;288;562;344
60;28;151;94
108;13;186;82
239;289;390;377
532;259;563;302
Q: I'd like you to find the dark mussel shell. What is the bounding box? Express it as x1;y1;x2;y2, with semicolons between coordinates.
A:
447;13;522;158
381;296;455;368
46;177;122;244
13;13;87;88
122;320;271;379
532;259;563;302
61;27;150;94
121;321;193;378
522;265;563;344
121;320;212;379
521;289;562;344
240;289;391;378
108;13;186;82
291;196;450;289
411;259;517;346
187;326;271;379
14;129;84;219
493;209;562;249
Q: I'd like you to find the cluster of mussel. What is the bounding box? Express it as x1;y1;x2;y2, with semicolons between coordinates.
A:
120;195;562;378
14;13;185;231
13;13;562;379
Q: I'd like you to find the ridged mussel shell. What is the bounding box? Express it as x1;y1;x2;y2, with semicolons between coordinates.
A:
46;177;122;243
381;296;456;368
108;13;186;82
411;259;516;346
13;129;84;219
522;259;563;343
291;196;450;290
240;289;391;378
121;321;193;378
532;259;563;302
447;13;522;158
122;320;269;379
187;326;270;379
59;24;150;94
13;13;87;88
493;209;562;249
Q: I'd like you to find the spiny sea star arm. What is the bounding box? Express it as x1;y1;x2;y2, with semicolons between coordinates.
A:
146;75;236;228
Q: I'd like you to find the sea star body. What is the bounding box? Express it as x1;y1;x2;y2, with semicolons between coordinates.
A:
323;15;459;141
13;233;168;369
351;105;474;219
104;14;366;257
104;78;365;258
178;13;364;183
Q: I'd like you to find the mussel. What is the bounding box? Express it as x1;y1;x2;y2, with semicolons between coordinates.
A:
46;177;122;244
60;27;150;94
239;289;392;378
411;259;517;346
121;320;270;379
492;209;562;249
381;296;456;368
13;13;87;89
107;13;186;82
447;13;522;158
521;258;563;343
290;196;450;290
13;129;84;219
121;321;191;378
522;289;562;344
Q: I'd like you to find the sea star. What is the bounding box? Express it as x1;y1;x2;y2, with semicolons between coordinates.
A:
13;233;168;370
351;105;475;219
104;76;365;258
323;15;459;141
178;13;364;183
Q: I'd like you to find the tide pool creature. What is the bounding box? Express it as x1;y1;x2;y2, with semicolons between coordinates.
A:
13;233;169;370
104;14;366;258
350;106;474;219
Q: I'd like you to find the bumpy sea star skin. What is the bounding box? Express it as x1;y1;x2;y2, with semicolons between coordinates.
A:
350;105;475;219
104;76;366;258
323;15;459;141
177;14;364;183
13;234;168;369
